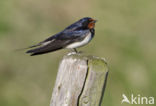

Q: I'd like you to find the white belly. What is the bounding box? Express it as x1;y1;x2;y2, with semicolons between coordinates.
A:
66;32;92;49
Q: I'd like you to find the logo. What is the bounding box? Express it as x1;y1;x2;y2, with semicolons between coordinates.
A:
121;94;154;104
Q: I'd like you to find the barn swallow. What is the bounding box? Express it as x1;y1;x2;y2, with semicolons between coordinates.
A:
26;17;97;56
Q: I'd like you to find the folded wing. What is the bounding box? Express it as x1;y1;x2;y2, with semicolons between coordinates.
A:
26;30;89;56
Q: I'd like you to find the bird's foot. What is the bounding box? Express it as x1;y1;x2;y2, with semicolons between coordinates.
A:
67;48;83;56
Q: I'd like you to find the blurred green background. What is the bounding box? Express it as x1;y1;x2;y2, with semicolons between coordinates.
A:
0;0;156;106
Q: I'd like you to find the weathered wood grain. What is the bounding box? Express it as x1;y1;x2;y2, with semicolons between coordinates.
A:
50;53;108;106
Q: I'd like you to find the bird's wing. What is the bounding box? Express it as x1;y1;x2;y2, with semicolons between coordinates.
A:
58;30;89;40
26;30;89;56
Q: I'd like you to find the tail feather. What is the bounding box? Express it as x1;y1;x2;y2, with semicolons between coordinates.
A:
26;38;67;56
26;45;62;56
15;43;41;51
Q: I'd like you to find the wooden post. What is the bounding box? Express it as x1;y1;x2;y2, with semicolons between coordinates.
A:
50;53;108;106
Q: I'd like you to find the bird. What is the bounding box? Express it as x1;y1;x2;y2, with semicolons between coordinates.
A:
26;17;97;56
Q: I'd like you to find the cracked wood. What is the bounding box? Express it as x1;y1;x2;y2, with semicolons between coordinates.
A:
50;54;108;106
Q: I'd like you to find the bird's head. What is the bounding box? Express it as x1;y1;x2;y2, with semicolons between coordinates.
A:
64;17;97;31
78;17;97;29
